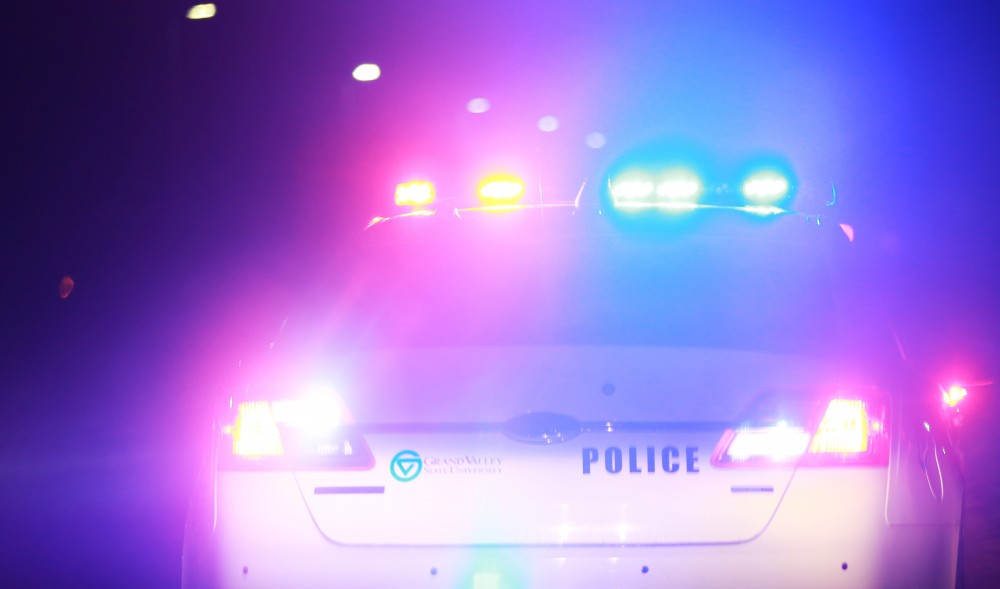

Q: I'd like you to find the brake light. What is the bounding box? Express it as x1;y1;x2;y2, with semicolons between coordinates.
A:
231;401;283;457
712;395;888;467
220;391;374;470
722;422;811;463
809;398;872;454
804;397;887;465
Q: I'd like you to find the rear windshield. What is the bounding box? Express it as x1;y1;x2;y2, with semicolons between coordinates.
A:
321;215;857;355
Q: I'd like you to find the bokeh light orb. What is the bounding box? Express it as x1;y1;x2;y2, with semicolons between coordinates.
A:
585;132;607;149
352;63;381;82
466;97;491;114
537;115;559;132
59;276;75;299
186;3;216;20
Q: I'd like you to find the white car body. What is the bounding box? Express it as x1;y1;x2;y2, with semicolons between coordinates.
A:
183;202;963;588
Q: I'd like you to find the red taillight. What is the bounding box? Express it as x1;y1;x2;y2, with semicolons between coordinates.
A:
220;392;374;470
712;394;889;467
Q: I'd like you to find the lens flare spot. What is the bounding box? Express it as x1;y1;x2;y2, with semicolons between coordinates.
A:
585;132;607;149
186;3;216;20
58;276;75;299
537;115;559;132
467;97;491;114
352;63;381;82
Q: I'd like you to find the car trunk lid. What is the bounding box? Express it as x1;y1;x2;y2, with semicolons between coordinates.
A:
293;345;844;546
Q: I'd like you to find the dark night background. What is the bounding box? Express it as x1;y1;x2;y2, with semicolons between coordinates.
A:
2;1;998;587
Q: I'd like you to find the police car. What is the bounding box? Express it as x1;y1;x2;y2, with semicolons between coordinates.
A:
182;161;964;588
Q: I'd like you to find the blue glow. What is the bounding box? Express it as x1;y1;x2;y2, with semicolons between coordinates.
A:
609;173;655;203
742;171;790;203
655;169;702;201
604;139;715;211
740;204;788;216
610;167;702;209
736;153;797;207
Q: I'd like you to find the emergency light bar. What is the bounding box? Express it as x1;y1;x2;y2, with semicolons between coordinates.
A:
395;181;436;208
610;168;703;210
942;384;968;409
478;174;525;206
741;171;790;204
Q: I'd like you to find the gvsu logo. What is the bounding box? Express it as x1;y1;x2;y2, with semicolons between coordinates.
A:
390;450;423;482
583;446;700;474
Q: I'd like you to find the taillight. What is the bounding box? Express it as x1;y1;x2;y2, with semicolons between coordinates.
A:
220;391;374;470
717;423;812;465
712;394;889;467
231;401;283;457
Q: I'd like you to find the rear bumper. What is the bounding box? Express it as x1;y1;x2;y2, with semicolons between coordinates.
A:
183;470;960;589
